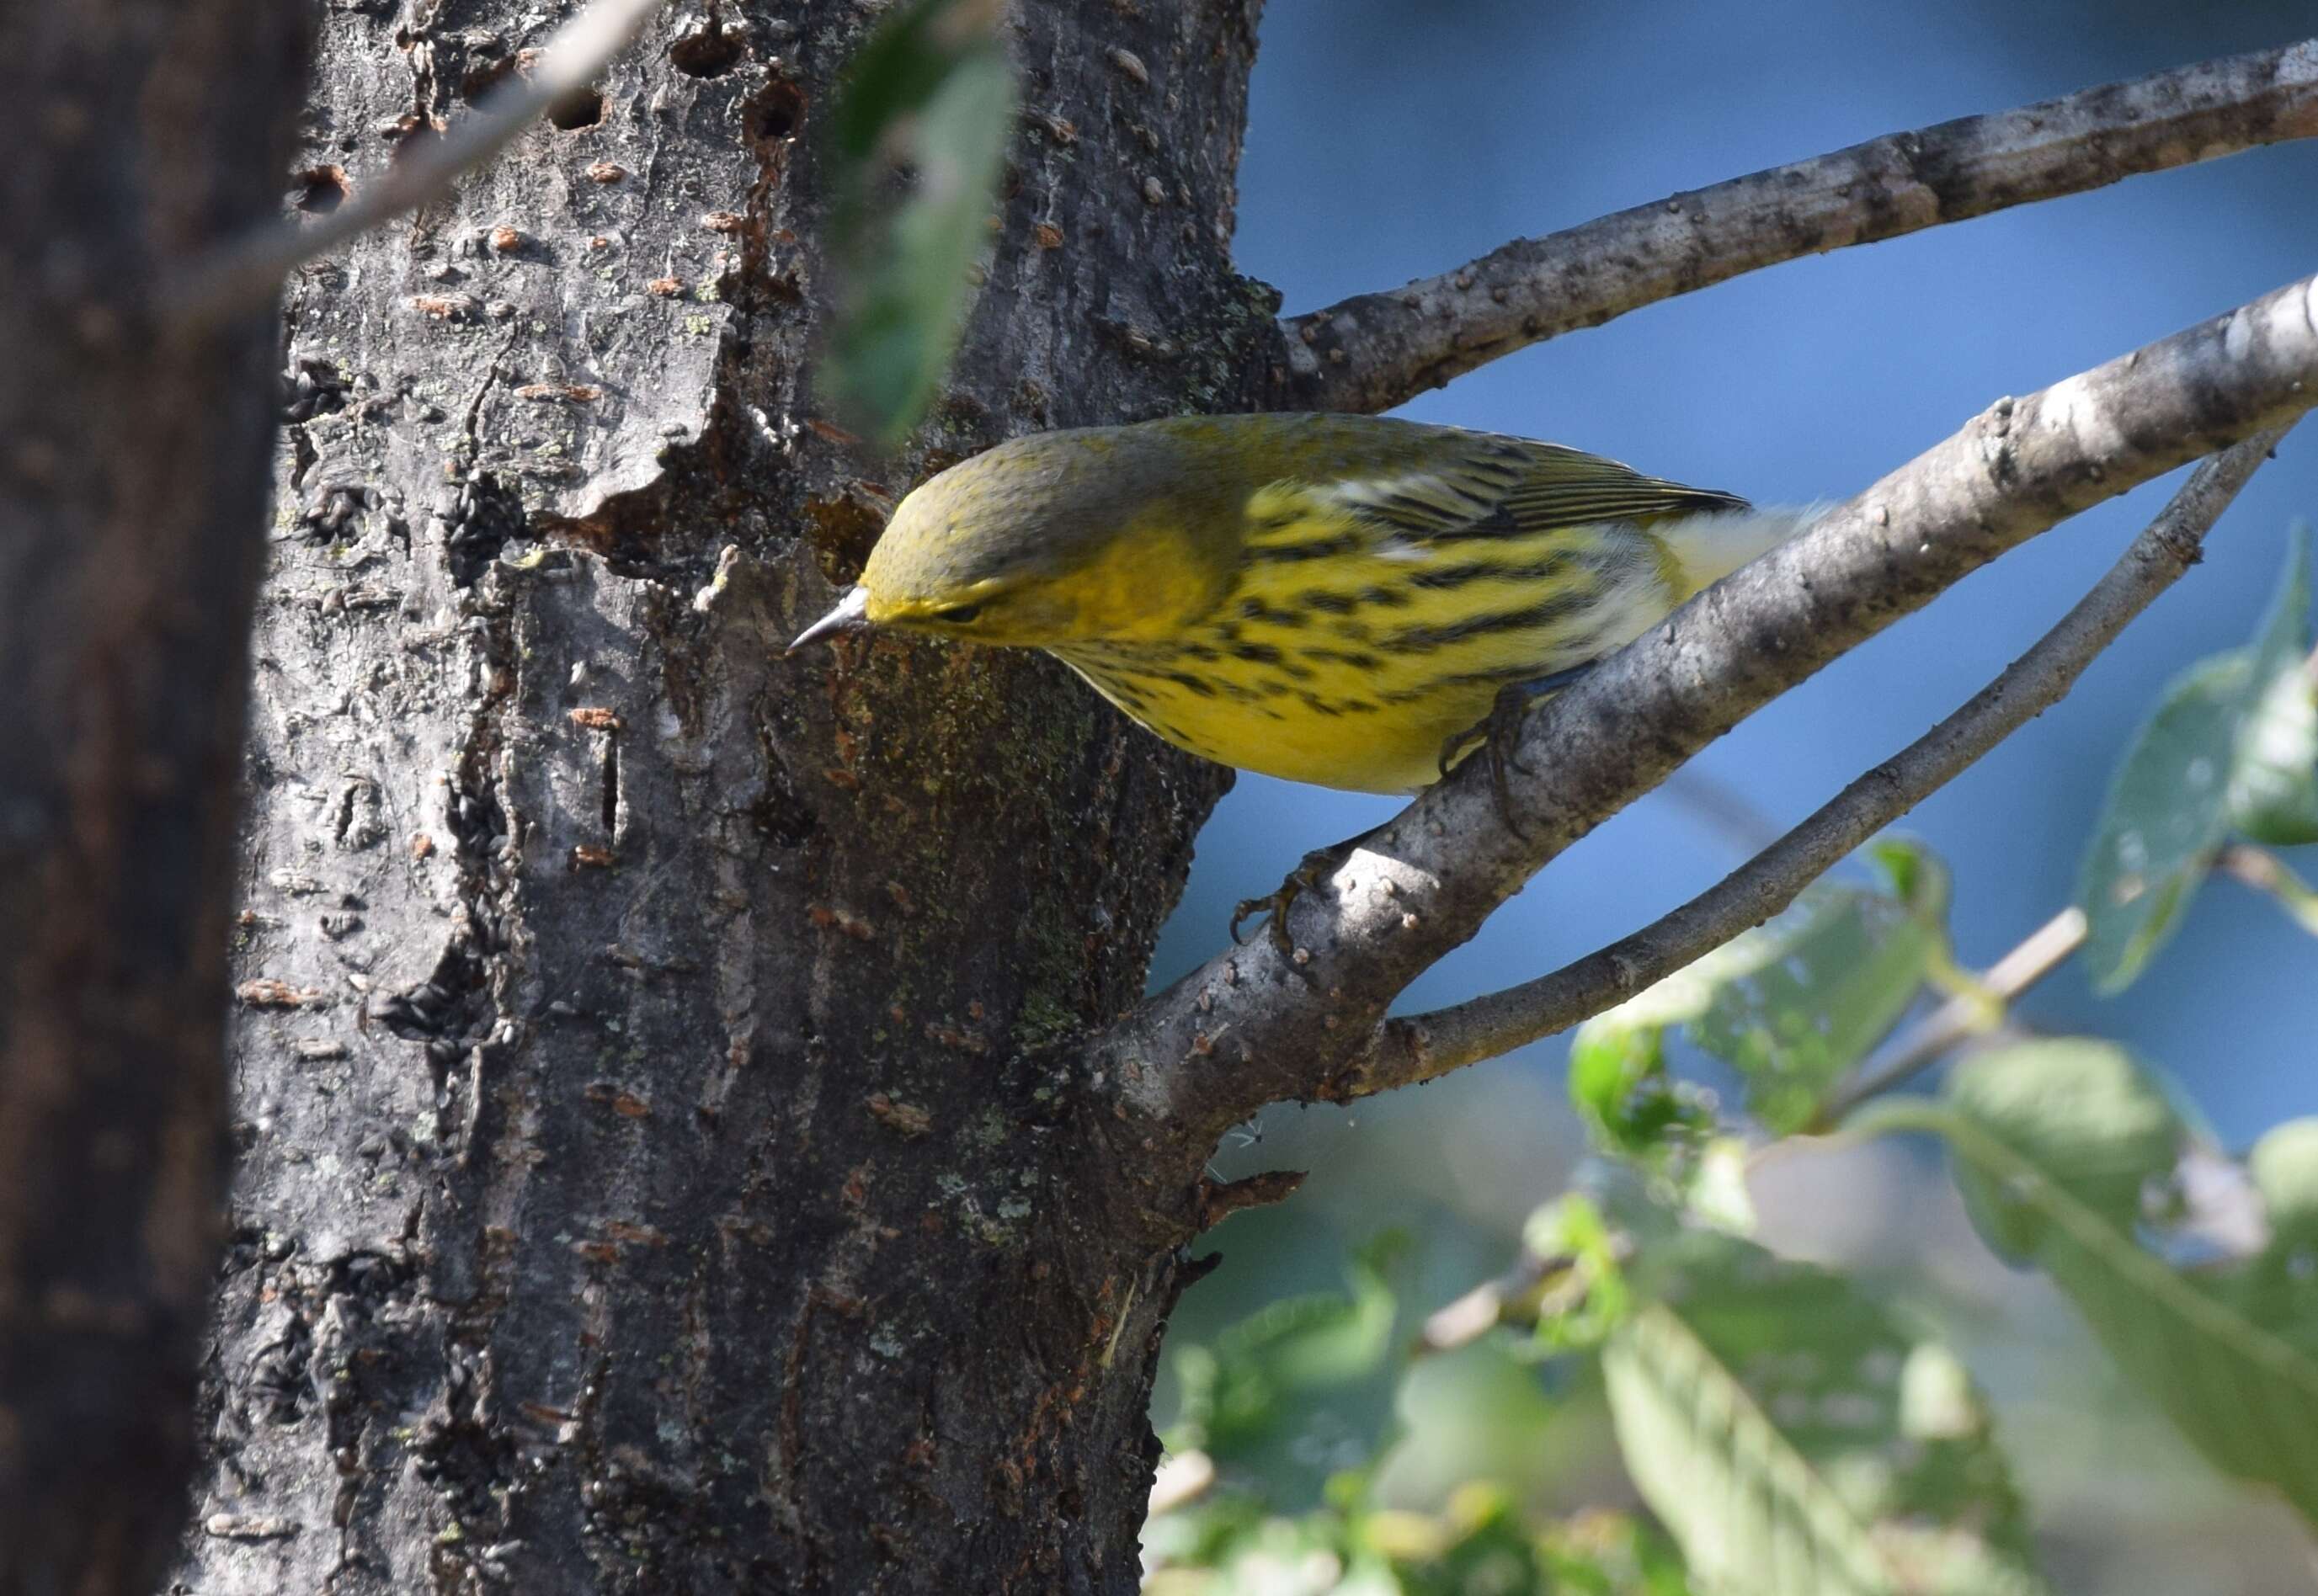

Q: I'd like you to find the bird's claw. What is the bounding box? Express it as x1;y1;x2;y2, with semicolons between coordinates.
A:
1438;680;1548;838
1440;666;1598;838
1230;844;1353;959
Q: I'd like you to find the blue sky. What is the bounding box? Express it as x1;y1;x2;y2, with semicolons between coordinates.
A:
1153;0;2318;1151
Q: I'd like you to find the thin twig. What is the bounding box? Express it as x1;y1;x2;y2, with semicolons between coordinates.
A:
1811;907;2089;1128
1660;767;1787;858
1416;1252;1564;1356
2217;843;2318;936
1100;314;2314;1157
174;0;669;330
1819;830;2318;1123
1349;428;2289;1096
1147;1450;1216;1517
1276;40;2318;413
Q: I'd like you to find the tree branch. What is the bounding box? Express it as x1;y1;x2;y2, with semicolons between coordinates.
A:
173;0;668;330
2217;842;2318;936
1356;425;2288;1095
1809;907;2089;1129
1100;274;2318;1163
1275;40;2318;414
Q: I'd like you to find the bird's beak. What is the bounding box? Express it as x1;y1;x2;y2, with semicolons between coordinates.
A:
787;587;872;654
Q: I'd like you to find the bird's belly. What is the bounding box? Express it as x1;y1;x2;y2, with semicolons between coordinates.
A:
1051;537;1679;794
1057;652;1530;795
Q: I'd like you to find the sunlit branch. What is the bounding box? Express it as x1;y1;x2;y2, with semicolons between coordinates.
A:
1276;40;2318;414
1358;428;2288;1098
1102;277;2318;1162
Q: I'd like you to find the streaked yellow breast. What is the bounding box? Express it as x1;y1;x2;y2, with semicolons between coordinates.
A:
1049;492;1685;794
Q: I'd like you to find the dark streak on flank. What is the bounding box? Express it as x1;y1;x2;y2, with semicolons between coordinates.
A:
1101;665;1223;700
1236;596;1309;628
1247;533;1364;565
1298;646;1382;671
1293;691;1382;717
1381;589;1595;654
1400;503;1523;545
1406;552;1585;592
1297;584;1415;614
1377;661;1588;706
1231;641;1314;680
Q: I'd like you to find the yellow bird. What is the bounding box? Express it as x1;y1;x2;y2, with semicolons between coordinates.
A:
791;412;1806;796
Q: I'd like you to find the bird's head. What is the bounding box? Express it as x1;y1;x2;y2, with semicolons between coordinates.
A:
788;426;1239;656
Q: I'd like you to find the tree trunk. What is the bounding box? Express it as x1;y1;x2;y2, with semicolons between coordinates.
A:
186;2;1268;1589
0;3;310;1592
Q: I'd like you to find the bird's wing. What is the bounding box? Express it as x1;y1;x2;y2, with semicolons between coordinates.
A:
1312;436;1748;547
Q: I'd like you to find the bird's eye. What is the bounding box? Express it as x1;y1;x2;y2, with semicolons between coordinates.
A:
934;604;983;624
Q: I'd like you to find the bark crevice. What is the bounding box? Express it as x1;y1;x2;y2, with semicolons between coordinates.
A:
186;3;1263;1590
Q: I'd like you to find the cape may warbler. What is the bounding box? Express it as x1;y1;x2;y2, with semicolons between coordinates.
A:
790;413;1806;795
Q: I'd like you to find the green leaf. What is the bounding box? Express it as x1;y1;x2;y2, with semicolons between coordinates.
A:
821;0;1018;445
1566;1007;1714;1170
2230;519;2318;843
1169;1234;1404;1460
1864;1059;2318;1530
1603;1236;2045;1596
2247;1118;2318;1250
1538;1512;1694;1596
1572;839;1950;1142
1519;1194;1634;1353
1146;1482;1686;1593
1939;1040;2182;1258
2079;524;2314;989
2076;656;2246;991
2246;520;2314;702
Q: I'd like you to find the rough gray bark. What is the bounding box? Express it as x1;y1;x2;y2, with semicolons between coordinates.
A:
0;4;310;1592
187;2;1266;1591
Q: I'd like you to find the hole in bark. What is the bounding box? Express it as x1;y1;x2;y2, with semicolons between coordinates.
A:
749;755;815;849
671;23;743;78
600;739;620;836
745;80;804;145
444;473;528;589
292;165;348;215
459;55;516;104
547;84;606;130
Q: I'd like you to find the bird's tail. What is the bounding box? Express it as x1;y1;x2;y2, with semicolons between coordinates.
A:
1658;503;1825;594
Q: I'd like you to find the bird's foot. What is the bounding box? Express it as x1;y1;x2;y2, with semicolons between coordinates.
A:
1230;838;1363;959
1436;665;1596;838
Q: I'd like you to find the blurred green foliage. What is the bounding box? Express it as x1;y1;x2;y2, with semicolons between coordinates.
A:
1571;839;1952;1146
1148;525;2318;1593
2077;524;2312;990
820;0;1016;446
1868;1047;2318;1526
